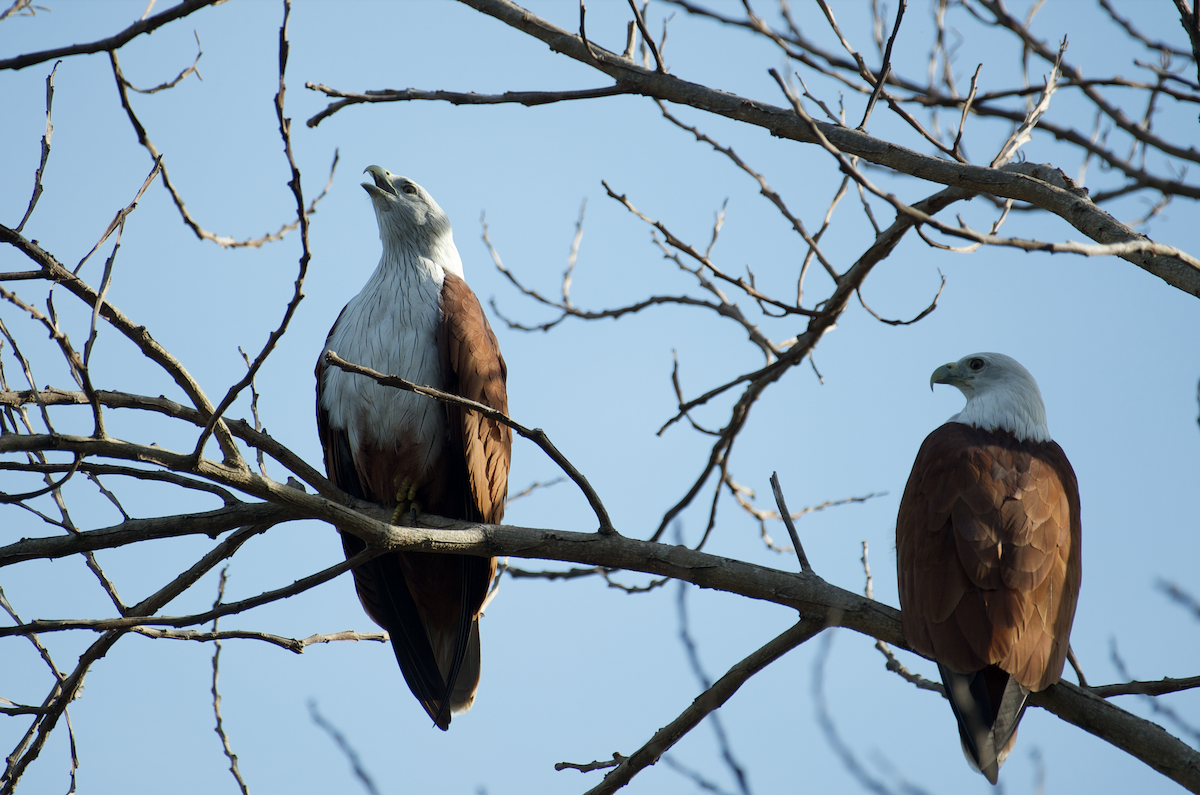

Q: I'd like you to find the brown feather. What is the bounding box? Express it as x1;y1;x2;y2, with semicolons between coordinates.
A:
441;272;511;526
897;423;1081;689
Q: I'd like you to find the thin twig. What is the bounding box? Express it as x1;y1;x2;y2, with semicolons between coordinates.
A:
580;619;826;794
15;61;56;233
558;753;627;773
855;271;946;326
858;0;907;130
768;472;812;574
627;0;664;72
309;701;381;795
211;568;250;794
305;83;628;127
861;542;943;694
119;30;203;93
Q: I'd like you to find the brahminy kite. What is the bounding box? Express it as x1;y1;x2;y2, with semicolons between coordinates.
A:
896;352;1081;783
316;167;511;729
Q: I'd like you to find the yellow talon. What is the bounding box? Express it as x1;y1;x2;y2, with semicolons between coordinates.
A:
389;480;421;525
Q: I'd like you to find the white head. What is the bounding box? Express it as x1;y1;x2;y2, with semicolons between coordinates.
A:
930;352;1051;442
361;165;464;278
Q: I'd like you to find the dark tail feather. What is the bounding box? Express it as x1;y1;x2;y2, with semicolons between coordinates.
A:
451;620;482;710
375;556;454;731
938;664;1029;785
432;554;491;726
343;535;453;730
430;557;472;729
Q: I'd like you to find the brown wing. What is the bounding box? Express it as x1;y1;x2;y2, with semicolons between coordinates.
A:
896;423;1081;691
417;272;508;723
440;272;511;526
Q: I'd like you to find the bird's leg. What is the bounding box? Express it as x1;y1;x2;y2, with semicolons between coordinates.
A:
390;479;421;525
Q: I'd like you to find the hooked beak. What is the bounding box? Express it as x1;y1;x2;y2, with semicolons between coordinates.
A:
929;362;961;392
361;165;396;198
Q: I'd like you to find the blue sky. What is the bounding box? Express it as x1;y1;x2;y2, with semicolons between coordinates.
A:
2;1;1198;793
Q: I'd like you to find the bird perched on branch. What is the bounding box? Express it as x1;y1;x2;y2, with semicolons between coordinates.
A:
316;166;511;729
896;352;1081;783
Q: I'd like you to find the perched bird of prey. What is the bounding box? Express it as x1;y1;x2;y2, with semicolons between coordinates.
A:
316;166;511;729
896;353;1081;784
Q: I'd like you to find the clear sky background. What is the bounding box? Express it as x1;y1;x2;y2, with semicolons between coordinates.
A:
2;1;1198;793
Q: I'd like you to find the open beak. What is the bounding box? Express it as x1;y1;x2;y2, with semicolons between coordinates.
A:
361;165;396;198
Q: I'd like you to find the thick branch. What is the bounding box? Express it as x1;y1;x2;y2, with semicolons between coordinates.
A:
1032;682;1200;789
0;501;289;567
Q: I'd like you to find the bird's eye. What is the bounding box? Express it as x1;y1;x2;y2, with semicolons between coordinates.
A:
401;184;417;195
969;358;985;371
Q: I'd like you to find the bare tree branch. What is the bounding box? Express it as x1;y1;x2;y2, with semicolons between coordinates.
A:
0;0;230;72
581;619;826;794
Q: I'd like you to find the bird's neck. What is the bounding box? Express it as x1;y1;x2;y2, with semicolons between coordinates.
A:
379;228;465;282
951;391;1051;443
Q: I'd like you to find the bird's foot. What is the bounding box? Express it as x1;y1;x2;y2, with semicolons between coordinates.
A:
389;480;421;526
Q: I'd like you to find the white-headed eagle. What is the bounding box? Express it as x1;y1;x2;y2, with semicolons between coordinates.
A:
897;353;1081;783
316;167;511;729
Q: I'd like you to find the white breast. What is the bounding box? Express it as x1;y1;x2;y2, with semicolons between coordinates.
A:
320;252;447;464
